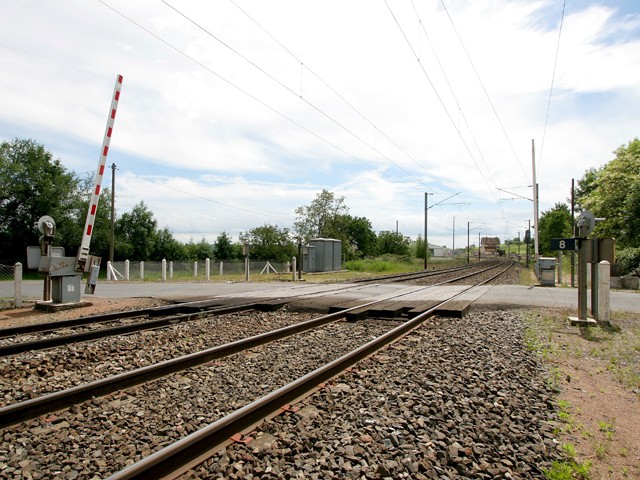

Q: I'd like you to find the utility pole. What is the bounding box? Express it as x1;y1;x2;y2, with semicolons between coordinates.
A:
424;193;428;269
110;163;116;265
452;217;455;258
532;139;540;275
478;232;481;262
467;221;470;264
571;178;575;287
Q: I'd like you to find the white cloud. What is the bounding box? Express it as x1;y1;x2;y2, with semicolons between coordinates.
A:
1;0;639;249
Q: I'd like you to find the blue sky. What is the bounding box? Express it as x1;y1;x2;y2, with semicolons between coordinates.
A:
1;0;639;248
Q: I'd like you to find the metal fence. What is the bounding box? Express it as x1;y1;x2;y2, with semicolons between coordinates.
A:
0;263;22;308
108;259;292;281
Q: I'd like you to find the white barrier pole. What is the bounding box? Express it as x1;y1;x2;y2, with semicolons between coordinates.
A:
162;259;167;282
206;258;210;281
14;262;23;308
219;261;223;276
169;261;174;279
107;261;112;281
125;260;130;280
140;261;144;281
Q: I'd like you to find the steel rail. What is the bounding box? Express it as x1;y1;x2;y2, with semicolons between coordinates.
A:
106;264;512;480
0;282;377;345
0;302;273;357
0;284;430;428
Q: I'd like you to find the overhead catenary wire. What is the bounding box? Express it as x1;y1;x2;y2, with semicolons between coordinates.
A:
97;0;416;190
226;0;435;180
537;0;566;174
160;0;431;188
384;0;499;206
439;0;530;184
409;0;499;196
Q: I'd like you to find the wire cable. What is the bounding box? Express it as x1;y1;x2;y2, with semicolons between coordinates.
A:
161;0;430;187
439;0;530;184
537;0;566;173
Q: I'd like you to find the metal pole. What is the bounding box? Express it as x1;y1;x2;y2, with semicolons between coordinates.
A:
467;222;470;264
478;232;481;262
526;220;531;268
578;238;588;320
110;163;116;264
452;217;455;258
571;178;575;287
532;139;540;275
424;193;428;270
518;232;521;259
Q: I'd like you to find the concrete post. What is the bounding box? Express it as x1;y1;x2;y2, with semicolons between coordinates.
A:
125;260;130;280
219;261;223;276
292;256;297;281
169;261;173;279
107;261;112;281
194;261;198;278
14;262;23;308
598;261;611;324
140;261;144;281
205;258;210;281
162;259;167;282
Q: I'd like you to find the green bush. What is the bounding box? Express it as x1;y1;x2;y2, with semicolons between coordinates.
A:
617;247;640;276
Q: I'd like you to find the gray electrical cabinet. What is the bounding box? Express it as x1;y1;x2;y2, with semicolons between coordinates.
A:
302;245;316;272
307;238;342;272
538;257;557;287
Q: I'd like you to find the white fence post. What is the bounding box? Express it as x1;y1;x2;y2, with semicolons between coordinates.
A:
125;260;130;280
162;259;167;282
205;258;210;280
219;261;223;276
107;261;112;281
169;261;174;279
598;260;611;324
140;261;144;281
14;262;23;308
194;261;198;277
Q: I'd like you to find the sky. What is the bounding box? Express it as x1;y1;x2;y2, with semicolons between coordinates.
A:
1;0;639;249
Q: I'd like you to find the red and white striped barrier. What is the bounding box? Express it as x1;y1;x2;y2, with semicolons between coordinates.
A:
76;74;123;271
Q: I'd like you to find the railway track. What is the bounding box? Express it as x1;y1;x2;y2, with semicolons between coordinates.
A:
0;261;524;479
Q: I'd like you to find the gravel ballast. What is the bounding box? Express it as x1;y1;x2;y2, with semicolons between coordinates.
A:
190;309;563;479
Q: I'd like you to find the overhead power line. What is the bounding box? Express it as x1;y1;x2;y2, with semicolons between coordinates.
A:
439;0;530;184
98;0;437;193
384;0;499;206
538;0;566;173
161;0;430;187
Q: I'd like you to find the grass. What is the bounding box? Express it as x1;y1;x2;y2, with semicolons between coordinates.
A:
525;308;640;479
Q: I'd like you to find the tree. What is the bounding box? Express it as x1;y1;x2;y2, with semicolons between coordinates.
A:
114;201;159;260
239;224;296;262
213;231;236;260
377;230;410;256
0;139;82;263
414;234;426;260
294;189;348;241
576;138;640;248
183;238;215;260
330;214;377;260
538;203;573;256
154;227;185;260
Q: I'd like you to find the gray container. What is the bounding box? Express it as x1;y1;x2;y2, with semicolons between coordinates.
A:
308;238;342;272
538;257;556;287
302;245;316;272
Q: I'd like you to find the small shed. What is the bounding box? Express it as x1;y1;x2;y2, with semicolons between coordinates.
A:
305;238;342;272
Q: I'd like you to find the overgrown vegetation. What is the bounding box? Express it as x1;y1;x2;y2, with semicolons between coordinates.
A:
525;309;640;479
